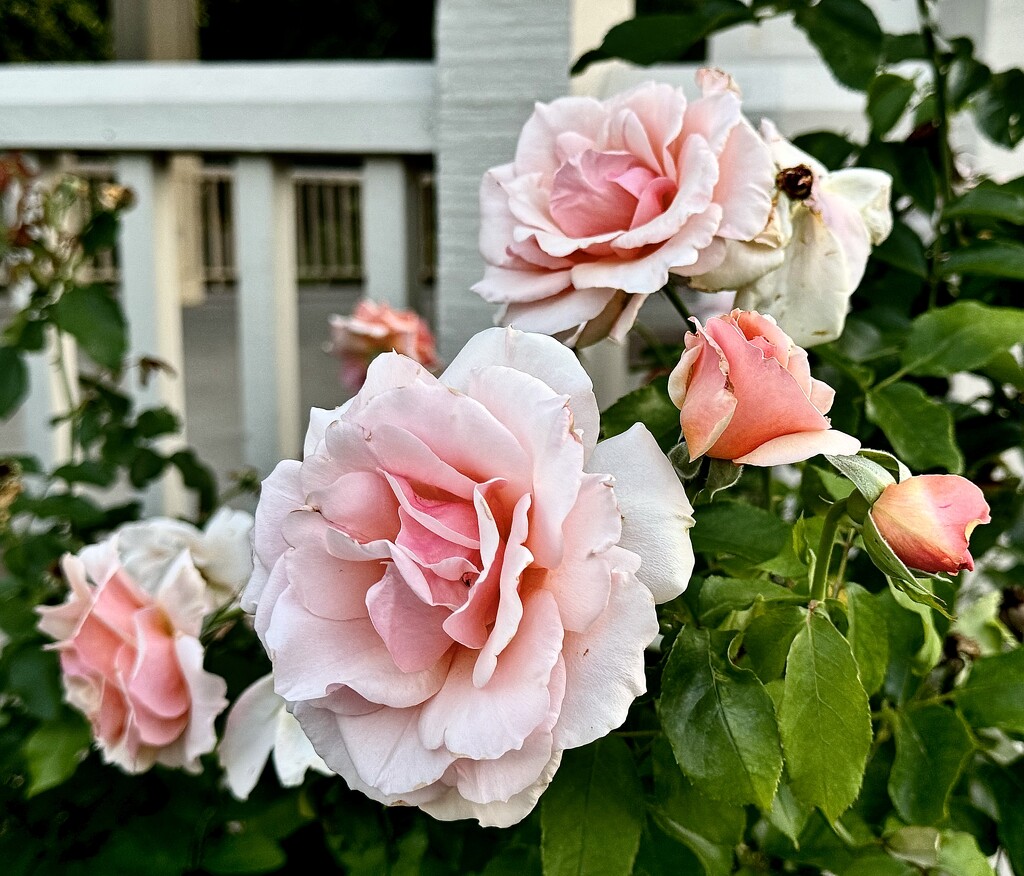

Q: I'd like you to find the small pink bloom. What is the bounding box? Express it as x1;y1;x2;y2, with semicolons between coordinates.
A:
245;327;696;826
474;72;775;346
871;475;991;574
37;536;228;774
667;309;859;465
327;300;439;390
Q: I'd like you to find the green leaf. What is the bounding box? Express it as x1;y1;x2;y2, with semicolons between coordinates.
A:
867;73;916;136
767;783;811;848
778;609;872;821
52;284;127;371
793;0;883;91
0;346;29;418
870;220;928;278
741;603;806;684
650;739;745;876
947;38;992;109
944;185;1024;224
6;645;63;720
888;704;974;826
865;383;964;473
540;736;643;876
934;831;996;876
660;627;783;809
845;583;889;697
52;460;117;488
169;449;219;515
202;832;287;874
600;376;679;450
135;406;180;438
572;2;753;73
825;453;895;504
941;239;1024;280
954;647;1024;734
973;67;1024;148
902;301;1024;377
791;131;858;169
690;502;790;564
129;447;167;487
888;583;944;672
697;576;804;627
882;32;927;63
22;714;91;796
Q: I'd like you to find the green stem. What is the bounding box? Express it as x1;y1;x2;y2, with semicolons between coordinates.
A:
916;0;955;212
661;285;692;327
811;498;849;603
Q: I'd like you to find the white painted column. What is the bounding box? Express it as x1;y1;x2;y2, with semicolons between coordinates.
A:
361;157;414;308
116;153;188;516
232;156;300;477
435;0;573;361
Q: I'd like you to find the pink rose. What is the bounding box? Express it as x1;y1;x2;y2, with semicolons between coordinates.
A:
668;309;859;465
327;299;439;390
245;327;695;826
473;71;775;346
37;537;228;774
870;475;991;574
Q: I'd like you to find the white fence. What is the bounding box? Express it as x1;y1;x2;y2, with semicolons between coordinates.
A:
0;0;1019;515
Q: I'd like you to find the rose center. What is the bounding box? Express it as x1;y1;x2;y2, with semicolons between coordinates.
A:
549;149;677;238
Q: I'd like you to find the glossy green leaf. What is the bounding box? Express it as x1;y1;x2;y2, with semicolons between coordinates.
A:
882;32;926;63
690;502;790;564
793;0;883;91
901;301;1024;377
870;220;928;278
954;647;1024;734
867;73;916;136
889;704;975;825
202;831;287;874
135;406;180;438
22;715;91;796
52;459;117;488
600;377;679;450
973;67;1024;148
779;609;872;821
741;603;806;684
0;346;29;418
540;736;643;876
52;284;127;371
845;583;889;697
767;783;811;848
944;185;1024;224
792;131;858;169
940;239;1024;280
947;38;992;109
660;627;783;809
865;382;964;473
697;576;804;627
651;739;744;876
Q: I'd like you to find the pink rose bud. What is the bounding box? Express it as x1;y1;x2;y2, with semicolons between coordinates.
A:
327;299;439;390
37;537;228;774
870;475;991;574
668;309;860;466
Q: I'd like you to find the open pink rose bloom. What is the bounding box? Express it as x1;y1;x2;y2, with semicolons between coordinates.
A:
871;474;991;574
245;327;696;826
327;299;439;390
37;537;228;774
668;309;860;465
474;71;775;346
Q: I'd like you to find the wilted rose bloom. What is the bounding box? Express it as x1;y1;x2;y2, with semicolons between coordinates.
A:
668;309;859;465
219;674;332;799
327;299;439;390
871;475;991;574
37;536;228;774
115;508;255;613
246;327;695;826
694;120;892;347
473;70;775;347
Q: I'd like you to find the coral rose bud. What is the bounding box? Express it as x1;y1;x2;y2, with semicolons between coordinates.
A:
667;309;859;465
870;475;991;574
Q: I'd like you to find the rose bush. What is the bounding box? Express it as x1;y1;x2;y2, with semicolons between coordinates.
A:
667;309;859;465
871;474;991;574
245;327;695;826
473;71;775;346
327;299;439;390
36;536;228;774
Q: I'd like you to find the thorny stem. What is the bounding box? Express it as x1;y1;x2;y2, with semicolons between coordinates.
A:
811;498;849;603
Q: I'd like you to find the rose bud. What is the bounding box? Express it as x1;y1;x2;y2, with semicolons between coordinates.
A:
667;309;859;465
870;475;991;574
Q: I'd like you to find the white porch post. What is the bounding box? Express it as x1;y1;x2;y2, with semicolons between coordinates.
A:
232;156;300;476
116;153;189;516
434;0;573;361
361;157;416;309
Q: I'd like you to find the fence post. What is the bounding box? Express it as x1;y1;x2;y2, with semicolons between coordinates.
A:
116;153;189;517
361;157;416;309
232;156;300;477
434;0;572;361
